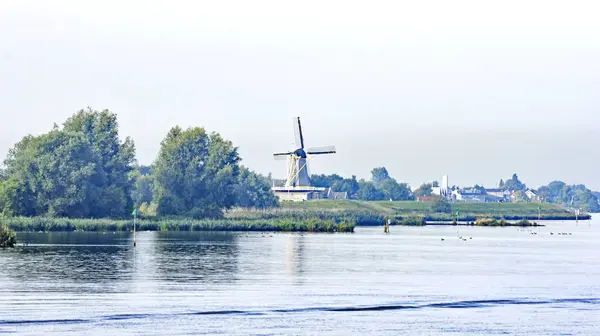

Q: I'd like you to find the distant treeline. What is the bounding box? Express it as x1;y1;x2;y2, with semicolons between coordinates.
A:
311;172;600;213
309;167;414;201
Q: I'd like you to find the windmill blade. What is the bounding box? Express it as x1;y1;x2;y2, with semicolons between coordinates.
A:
306;145;336;155
293;117;305;149
273;152;292;160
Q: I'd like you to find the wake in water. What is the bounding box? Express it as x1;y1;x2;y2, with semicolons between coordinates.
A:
1;297;598;326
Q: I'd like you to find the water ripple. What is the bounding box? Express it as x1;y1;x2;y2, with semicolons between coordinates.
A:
1;297;597;327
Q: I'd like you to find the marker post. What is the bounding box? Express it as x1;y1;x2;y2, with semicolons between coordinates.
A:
132;208;137;247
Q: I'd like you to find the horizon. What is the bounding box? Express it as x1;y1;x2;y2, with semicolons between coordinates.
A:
1;0;599;190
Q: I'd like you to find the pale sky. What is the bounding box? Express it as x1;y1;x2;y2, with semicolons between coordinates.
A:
1;0;599;190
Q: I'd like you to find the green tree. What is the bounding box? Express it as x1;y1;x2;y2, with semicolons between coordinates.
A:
153;126;241;218
0;175;36;217
503;173;526;191
0;108;135;218
379;179;413;200
233;166;279;209
414;183;433;197
62;108;136;217
431;198;452;213
537;181;600;212
132;168;154;207
513;190;528;202
357;180;386;201
371;167;390;186
331;175;360;198
2;129;99;217
310;174;343;188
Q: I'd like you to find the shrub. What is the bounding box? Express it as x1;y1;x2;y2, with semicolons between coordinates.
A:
401;216;425;226
0;222;17;248
431;199;452;213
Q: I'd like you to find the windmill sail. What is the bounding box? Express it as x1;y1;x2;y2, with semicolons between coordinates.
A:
273;154;290;160
293;117;305;149
306;146;336;155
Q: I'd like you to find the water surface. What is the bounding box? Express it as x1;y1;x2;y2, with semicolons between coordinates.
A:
1;219;599;335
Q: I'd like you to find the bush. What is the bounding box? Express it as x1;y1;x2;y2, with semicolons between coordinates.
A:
475;218;507;226
431;199;452;213
401;216;425;226
0;222;17;248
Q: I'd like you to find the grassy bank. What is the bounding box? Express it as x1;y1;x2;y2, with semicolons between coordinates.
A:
3;200;581;233
1;217;355;233
227;200;589;226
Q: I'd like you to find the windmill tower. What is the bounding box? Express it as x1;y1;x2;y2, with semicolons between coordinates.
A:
273;117;336;187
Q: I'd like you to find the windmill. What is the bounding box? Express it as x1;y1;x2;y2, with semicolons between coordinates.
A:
273;117;336;187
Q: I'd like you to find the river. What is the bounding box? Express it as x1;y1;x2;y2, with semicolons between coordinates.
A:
1;219;599;335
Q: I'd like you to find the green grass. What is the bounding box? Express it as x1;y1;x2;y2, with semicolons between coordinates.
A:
1;217;355;233
230;200;588;225
279;200;576;215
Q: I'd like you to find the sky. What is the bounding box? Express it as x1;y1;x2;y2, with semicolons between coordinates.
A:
1;0;599;190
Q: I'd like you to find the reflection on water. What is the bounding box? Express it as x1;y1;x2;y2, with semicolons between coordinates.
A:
150;232;239;283
1;231;242;291
283;234;305;283
2;233;134;289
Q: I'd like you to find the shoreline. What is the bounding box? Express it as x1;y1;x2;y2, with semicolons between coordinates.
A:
1;200;591;233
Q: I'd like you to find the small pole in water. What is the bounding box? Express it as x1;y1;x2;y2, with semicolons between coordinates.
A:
538;204;541;221
132;208;137;247
455;210;460;237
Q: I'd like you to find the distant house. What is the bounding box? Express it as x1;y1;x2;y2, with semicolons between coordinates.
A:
452;188;512;203
525;189;540;202
273;187;348;202
327;190;348;200
485;188;512;202
452;188;486;202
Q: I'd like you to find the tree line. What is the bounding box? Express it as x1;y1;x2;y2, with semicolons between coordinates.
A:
0;108;277;219
496;174;599;212
310;166;414;201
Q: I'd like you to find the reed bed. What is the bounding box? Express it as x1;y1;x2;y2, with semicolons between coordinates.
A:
1;216;355;233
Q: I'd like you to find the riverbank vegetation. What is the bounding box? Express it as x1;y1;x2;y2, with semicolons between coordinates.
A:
269;200;588;222
473;218;539;227
0;223;16;247
1;217;354;233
